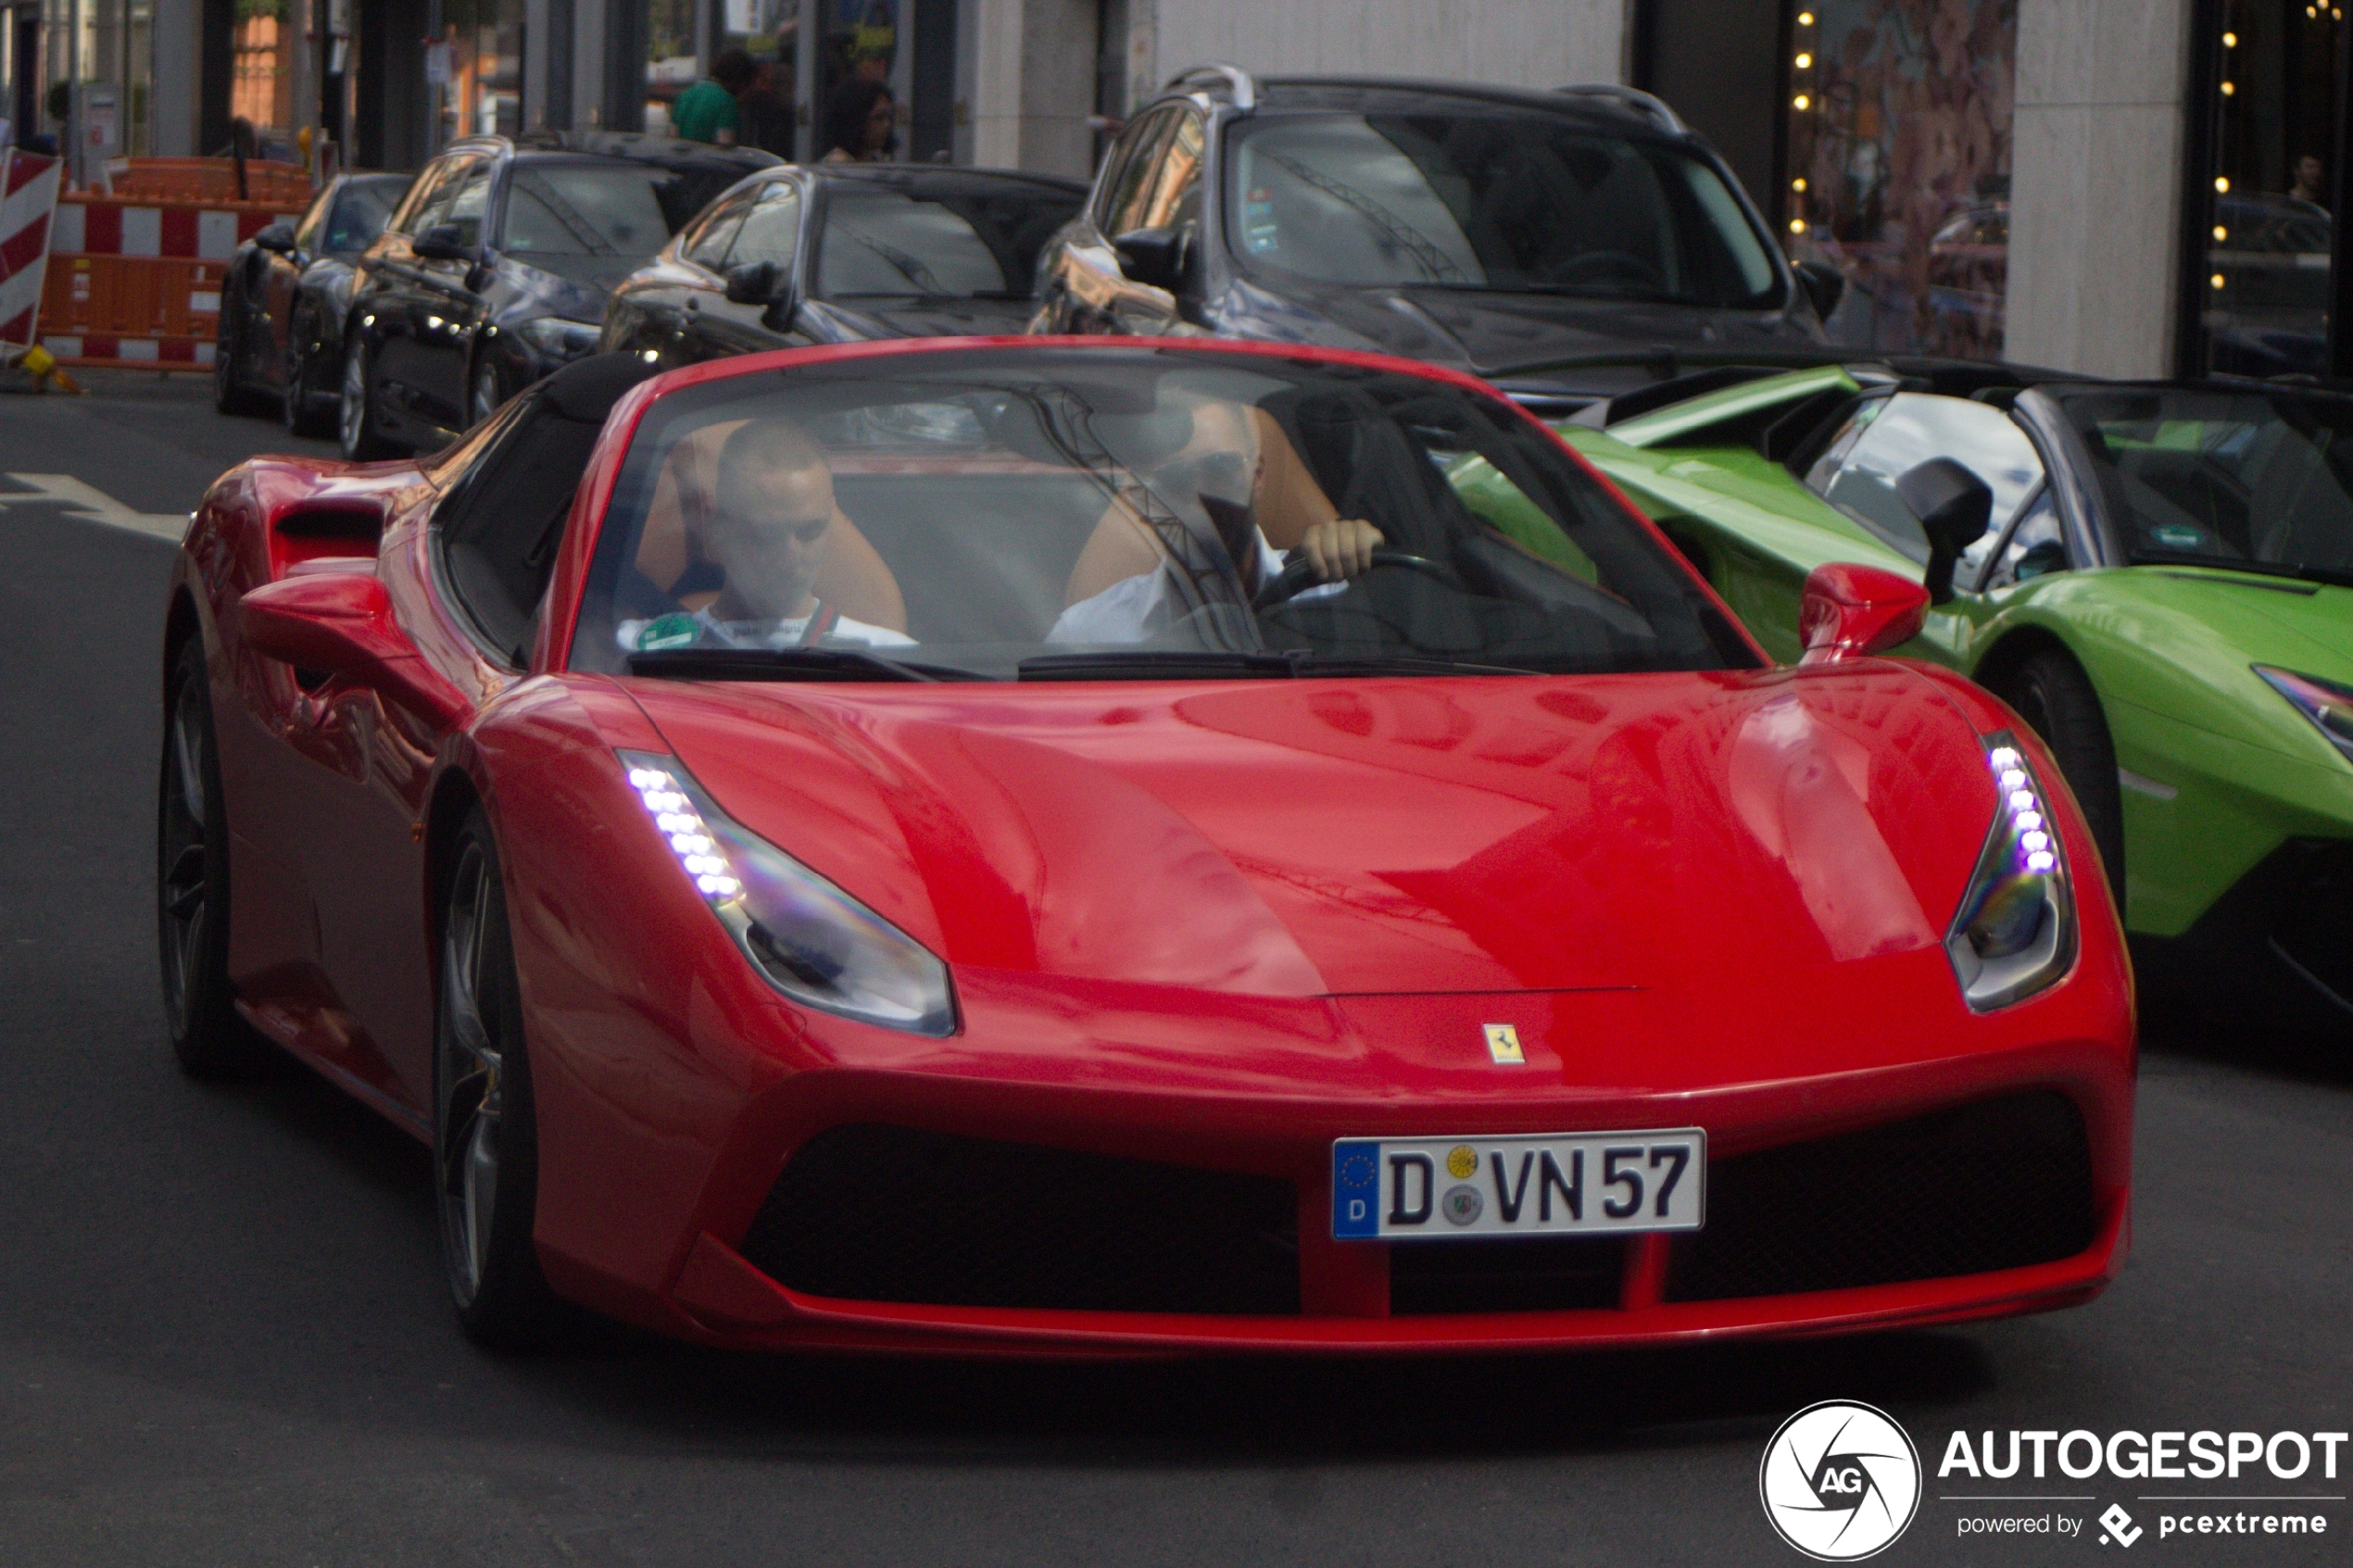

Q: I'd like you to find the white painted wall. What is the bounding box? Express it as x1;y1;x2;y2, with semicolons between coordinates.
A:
1142;0;1627;101
965;0;1627;181
2007;0;2192;378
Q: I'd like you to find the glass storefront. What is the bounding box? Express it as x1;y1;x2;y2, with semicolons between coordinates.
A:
445;0;522;142
643;0;697;136
2192;2;2340;377
720;0;799;156
1783;0;2018;360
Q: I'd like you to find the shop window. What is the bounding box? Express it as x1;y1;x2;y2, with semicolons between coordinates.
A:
1784;1;2019;360
2195;3;2339;377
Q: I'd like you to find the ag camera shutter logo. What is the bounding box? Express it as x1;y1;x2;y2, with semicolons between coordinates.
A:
1759;1400;1922;1561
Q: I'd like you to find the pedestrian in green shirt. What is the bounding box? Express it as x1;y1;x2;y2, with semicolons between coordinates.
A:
673;49;757;145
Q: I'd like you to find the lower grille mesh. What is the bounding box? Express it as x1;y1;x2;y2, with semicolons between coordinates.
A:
1390;1235;1626;1315
737;1124;1301;1315
1666;1090;2096;1302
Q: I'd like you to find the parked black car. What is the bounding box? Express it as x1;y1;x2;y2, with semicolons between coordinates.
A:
339;132;775;458
1030;69;1837;408
213;172;410;435
600;163;1088;367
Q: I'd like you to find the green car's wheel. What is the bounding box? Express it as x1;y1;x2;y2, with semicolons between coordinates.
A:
1998;648;2126;900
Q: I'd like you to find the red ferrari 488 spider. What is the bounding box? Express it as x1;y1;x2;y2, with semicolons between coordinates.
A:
160;338;2134;1353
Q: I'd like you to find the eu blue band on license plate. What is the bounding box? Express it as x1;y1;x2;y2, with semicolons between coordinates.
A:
1332;1129;1705;1239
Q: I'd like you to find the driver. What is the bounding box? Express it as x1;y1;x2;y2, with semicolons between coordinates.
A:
1048;397;1384;644
622;420;913;652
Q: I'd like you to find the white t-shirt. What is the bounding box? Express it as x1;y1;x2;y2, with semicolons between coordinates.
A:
1047;532;1341;645
620;604;915;651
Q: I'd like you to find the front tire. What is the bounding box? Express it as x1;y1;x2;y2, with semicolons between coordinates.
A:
339;334;395;460
435;809;563;1348
282;320;333;437
1995;648;2126;901
469;357;505;430
159;640;269;1077
212;295;265;417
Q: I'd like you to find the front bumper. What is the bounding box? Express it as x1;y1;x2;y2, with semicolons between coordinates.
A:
526;961;2134;1357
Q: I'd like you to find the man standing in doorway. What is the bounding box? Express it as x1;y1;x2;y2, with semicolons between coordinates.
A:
673;48;758;146
2291;154;2329;210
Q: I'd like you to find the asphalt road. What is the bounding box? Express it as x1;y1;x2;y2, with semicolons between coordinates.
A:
1;373;2348;1567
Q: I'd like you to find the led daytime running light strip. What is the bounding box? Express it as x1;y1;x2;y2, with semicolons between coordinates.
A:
1986;742;2059;876
628;764;743;901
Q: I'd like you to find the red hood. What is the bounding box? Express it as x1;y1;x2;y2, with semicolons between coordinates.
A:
623;665;1996;998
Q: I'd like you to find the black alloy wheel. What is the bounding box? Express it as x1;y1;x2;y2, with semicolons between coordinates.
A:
469;358;504;430
212;294;265;417
339;334;394;460
1996;648;2126;901
282;320;333;437
158;640;269;1077
434;808;565;1348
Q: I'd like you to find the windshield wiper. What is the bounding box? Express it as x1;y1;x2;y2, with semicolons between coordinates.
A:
1019;650;1541;681
628;647;978;683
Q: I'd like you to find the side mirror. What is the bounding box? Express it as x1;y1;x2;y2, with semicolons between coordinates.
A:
724;259;781;305
1793;258;1845;321
413;223;474;263
241;570;405;673
241;569;470;722
254;221;298;256
1112;225;1190;293
1895;457;1994;604
1799;562;1931;664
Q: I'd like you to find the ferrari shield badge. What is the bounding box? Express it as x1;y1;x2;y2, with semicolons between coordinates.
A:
1484;1023;1524;1064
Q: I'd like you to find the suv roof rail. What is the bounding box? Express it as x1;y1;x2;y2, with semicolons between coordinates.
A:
1167;63;1258;111
1554;84;1685;135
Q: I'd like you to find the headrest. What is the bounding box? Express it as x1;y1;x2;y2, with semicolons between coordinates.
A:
538;352;668;425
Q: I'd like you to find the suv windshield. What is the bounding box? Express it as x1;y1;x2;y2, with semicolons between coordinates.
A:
501;161;742;282
2055;386;2353;587
1226;113;1781;307
573;347;1751;681
815;180;1084;299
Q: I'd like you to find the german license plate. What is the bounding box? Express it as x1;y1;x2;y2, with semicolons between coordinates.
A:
1331;1130;1705;1239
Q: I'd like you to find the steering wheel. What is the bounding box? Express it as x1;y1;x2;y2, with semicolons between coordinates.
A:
1252;548;1451;609
1539;250;1667;292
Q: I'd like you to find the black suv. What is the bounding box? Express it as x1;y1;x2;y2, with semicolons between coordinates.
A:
1031;69;1838;407
339;132;775;458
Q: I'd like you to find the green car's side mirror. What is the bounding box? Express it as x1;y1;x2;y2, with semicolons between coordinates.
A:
1897;457;1994;604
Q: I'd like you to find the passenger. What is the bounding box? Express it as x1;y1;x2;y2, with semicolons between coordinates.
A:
623;420;914;651
1049;398;1383;644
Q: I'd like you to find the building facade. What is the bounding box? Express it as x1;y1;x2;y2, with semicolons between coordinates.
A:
1;0;2337;381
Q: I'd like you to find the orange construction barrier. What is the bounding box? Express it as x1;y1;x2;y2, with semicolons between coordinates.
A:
37;191;308;370
101;157;317;207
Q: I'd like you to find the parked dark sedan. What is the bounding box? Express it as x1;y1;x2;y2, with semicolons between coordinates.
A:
214;172;410;435
339;132;774;458
600;163;1086;367
1030;69;1836;408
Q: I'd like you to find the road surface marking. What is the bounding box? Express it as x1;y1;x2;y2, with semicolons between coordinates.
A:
2;473;189;541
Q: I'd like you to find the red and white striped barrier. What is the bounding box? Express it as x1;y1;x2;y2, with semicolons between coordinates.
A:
1;150;64;350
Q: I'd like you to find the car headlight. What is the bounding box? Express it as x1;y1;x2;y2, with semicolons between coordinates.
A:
2254;666;2353;764
620;752;956;1035
517;316;603;360
1945;731;2078;1010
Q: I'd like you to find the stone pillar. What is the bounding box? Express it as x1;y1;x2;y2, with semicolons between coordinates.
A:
965;0;1096;178
151;0;201;153
2007;0;2195;378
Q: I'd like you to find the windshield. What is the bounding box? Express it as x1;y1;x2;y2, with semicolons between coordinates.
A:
500;162;739;282
2055;387;2353;587
325;178;403;253
572;347;1751;682
815;181;1084;299
1226;113;1781;307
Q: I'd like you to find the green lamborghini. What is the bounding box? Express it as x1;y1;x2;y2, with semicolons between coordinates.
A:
1463;360;2353;1025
